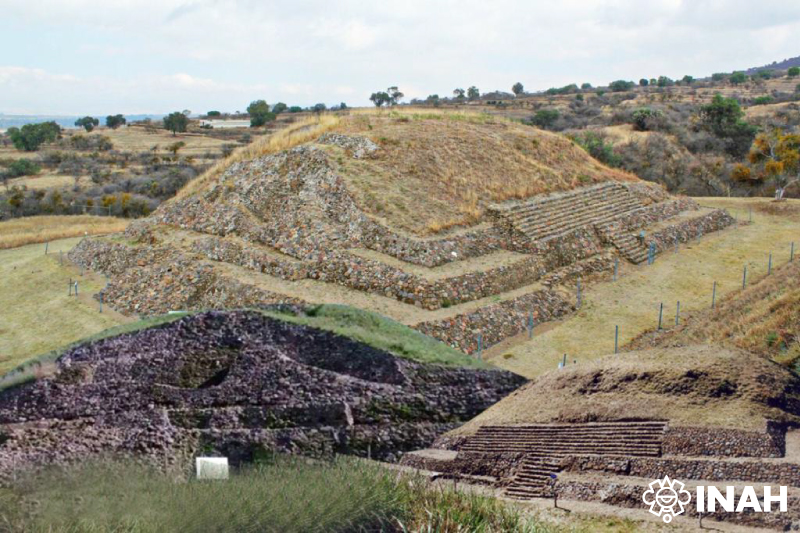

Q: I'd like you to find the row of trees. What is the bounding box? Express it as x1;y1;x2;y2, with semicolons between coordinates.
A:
74;115;126;132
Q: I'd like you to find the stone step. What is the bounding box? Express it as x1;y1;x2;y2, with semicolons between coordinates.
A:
510;194;636;224
516;199;641;234
503;183;624;215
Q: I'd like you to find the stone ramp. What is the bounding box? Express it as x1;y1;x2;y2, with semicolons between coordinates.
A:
490;183;644;242
504;456;563;499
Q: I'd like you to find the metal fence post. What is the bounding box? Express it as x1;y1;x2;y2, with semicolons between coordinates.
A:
768;253;772;275
658;303;663;330
791;242;795;262
711;281;717;309
742;265;747;290
528;311;533;339
45;242;49;255
477;333;482;360
576;279;582;308
614;325;619;354
676;301;680;325
613;257;619;281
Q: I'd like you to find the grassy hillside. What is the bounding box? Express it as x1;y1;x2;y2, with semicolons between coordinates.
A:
629;241;800;369
261;304;491;369
0;237;131;375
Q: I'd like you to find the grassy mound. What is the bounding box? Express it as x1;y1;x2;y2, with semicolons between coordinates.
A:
175;109;637;235
459;345;800;433
0;304;490;391
261;304;491;369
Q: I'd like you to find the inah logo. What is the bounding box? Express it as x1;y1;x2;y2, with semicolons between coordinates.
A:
642;476;692;523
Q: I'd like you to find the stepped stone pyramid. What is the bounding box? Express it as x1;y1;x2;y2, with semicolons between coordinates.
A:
70;133;736;357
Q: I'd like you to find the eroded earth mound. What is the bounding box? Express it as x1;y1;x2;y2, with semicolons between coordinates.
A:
0;309;525;483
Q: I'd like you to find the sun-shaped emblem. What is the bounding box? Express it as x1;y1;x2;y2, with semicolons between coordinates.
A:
642;475;692;523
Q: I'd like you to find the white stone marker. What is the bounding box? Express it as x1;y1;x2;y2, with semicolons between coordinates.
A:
196;457;229;480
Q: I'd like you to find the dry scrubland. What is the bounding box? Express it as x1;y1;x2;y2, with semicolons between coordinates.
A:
0;237;131;374
487;197;800;378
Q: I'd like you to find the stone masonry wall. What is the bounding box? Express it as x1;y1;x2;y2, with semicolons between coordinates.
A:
561;454;800;487
663;424;786;458
414;289;574;354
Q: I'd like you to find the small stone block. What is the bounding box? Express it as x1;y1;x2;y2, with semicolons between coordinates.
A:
196;457;229;480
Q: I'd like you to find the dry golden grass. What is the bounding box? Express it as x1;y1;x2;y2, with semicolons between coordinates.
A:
487;197;800;379
630;259;800;365
90;125;230;155
7;172;92;190
176;114;340;199
170;109;636;235
0;215;128;249
0;237;131;375
332;110;636;234
458;345;800;434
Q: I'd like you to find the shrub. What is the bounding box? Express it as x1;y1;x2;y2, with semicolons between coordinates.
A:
570;131;620;167
7;121;61;151
631;108;665;131
105;114;126;129
788;67;800;78
731;163;753;182
609;79;635;92
4;158;41;178
528;108;560;130
729;71;748;85
163;111;189;135
752;96;774;106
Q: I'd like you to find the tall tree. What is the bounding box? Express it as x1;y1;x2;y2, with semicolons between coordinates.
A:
387;86;404;105
105;114;126;129
748;129;800;199
246;100;276;127
75;116;99;132
163;111;189;136
453;88;466;101
369;91;391;107
512;82;524;96
7;121;61;151
467;86;480;100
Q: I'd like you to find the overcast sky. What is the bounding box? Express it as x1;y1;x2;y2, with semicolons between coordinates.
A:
2;0;800;115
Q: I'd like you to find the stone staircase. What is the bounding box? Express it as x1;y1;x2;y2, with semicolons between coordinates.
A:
462;422;667;457
492;183;645;242
459;422;667;500
504;456;563;499
605;230;648;264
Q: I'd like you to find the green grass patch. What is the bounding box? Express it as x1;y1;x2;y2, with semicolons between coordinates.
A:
0;457;546;532
260;304;492;369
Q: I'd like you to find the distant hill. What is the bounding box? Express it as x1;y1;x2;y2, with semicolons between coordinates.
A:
746;55;800;74
0;113;165;131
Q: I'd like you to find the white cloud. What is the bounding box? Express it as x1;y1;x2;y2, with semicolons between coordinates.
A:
1;0;800;114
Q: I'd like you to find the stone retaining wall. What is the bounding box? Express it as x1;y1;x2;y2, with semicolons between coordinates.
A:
663;424;785;458
414;289;574;354
598;197;698;239
646;209;736;253
561;454;800;487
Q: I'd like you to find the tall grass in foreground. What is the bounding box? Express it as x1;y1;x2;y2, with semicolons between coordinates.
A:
0;457;548;533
